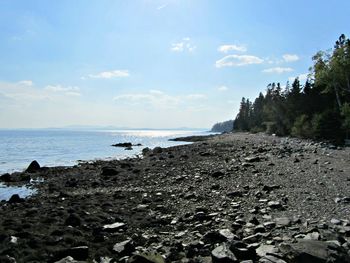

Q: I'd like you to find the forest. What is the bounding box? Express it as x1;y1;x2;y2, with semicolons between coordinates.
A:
234;34;350;144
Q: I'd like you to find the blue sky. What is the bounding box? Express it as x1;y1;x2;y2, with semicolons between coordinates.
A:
0;0;349;129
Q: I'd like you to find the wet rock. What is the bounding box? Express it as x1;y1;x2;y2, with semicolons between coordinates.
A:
0;173;11;182
26;160;41;173
211;243;238;262
279;239;350;263
153;147;163;154
112;142;132;147
8;194;24;203
219;229;237;241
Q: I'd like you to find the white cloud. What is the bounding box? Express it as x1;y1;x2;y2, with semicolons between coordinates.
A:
113;90;206;109
87;70;130;79
217;86;228;91
218;44;247;53
171;38;196;53
262;67;294;74
288;73;309;82
18;80;33;86
215;55;264;68
45;85;80;92
282;54;299;62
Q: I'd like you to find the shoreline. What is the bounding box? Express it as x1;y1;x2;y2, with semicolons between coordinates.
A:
1;132;350;262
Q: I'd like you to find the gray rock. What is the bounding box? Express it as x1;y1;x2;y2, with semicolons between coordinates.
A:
274;217;291;227
113;239;134;255
102;222;125;232
279;239;350;263
26;160;40;173
211;243;238;262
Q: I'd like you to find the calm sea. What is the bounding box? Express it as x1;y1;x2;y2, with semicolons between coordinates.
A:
0;129;211;174
0;129;212;200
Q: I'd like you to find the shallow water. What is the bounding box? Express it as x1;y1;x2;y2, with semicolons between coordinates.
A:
0;183;36;201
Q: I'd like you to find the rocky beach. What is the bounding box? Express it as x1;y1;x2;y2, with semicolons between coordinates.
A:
1;132;350;262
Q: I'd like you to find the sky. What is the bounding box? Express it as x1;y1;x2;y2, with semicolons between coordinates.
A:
0;0;349;129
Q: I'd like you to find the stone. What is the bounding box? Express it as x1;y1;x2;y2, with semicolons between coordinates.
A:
219;229;236;241
227;191;243;197
8;194;24;203
102;222;126;232
211;171;225;178
304;232;320;240
256;244;279;258
244;156;260;162
65;214;81;227
279;239;350;263
25;160;40;173
54;256;78;263
101;167;119;176
267;201;282;209
113;239;134;255
274;217;291;227
211;243;238;262
112;142;132;147
128;252;165;263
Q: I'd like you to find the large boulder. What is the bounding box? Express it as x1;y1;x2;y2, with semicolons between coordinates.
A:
279;239;350;263
25;160;41;173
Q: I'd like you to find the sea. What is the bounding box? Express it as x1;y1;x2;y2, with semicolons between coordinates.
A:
0;129;213;200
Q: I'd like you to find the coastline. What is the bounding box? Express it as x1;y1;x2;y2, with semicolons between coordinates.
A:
1;132;350;262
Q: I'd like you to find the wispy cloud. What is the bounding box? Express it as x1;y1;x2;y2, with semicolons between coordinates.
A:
157;3;168;10
215;55;263;68
283;54;299;62
113;90;206;109
217;85;229;91
87;70;130;79
18;80;33;86
171;38;196;52
45;85;81;96
218;44;247;53
262;67;294;74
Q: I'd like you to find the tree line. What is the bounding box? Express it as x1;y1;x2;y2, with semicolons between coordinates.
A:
234;34;350;144
211;120;234;133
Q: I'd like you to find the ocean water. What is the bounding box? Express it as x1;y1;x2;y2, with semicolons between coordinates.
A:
0;129;212;174
0;129;212;200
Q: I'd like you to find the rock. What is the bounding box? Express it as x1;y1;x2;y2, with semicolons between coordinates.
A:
229;241;256;260
304;232;320;240
242;233;264;243
102;222;126;232
56;246;89;262
142;147;151;155
279;239;350;263
54;256;78;263
113;239;134;255
128;252;165;263
256;244;279;258
65;214;81;227
112;142;132;147
211;171;225;178
25;160;41;173
211;243;238;262
267;201;282;209
227;191;243;197
153;147;163;154
101;167;119;176
8;194;24;203
0;173;11;182
219;229;236;241
244;156;260;162
274;217;291;227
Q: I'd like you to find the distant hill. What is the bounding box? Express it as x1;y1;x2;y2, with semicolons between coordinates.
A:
210;120;234;133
